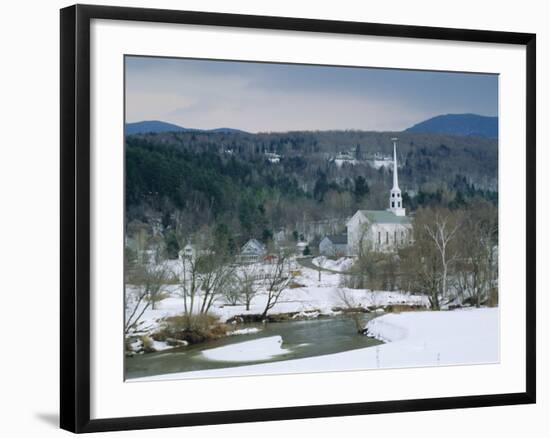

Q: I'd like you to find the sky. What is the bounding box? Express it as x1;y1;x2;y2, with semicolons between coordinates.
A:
125;56;498;133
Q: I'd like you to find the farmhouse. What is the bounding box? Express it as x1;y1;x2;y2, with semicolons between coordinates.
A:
238;239;267;264
347;138;412;254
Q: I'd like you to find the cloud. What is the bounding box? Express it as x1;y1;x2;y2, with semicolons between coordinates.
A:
125;56;498;132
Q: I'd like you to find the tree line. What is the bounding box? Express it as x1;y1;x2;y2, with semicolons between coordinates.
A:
125;130;497;255
346;200;498;309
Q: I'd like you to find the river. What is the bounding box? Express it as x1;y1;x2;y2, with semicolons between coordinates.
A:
125;314;382;380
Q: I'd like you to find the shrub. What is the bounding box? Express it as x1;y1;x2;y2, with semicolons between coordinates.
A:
141;335;154;352
156;313;229;345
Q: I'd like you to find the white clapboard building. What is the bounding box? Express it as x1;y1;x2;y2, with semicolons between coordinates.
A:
346;138;412;254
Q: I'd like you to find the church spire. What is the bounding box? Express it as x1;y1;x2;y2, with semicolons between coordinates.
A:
392;137;399;190
388;138;406;217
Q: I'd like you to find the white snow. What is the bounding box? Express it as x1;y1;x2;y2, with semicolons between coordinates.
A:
201;336;289;362
151;340;173;352
130;308;498;381
228;327;262;336
369;159;393;169
312;256;354;272
334;158;358;167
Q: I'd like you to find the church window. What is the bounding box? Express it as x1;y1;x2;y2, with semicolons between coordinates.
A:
392;193;395;198
386;232;389;244
391;201;395;208
378;232;381;244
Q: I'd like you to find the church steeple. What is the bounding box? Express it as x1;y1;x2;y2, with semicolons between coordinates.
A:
392;138;399;190
388;138;406;217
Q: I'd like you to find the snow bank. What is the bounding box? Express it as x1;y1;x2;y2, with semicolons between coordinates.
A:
228;327;261;336
363;309;499;368
202;336;289;362
312;256;354;272
152;340;173;352
131;308;499;381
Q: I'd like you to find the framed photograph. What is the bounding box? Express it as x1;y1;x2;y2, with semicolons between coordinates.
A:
60;4;536;433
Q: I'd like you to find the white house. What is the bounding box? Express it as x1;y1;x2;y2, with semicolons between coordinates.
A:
265;152;281;163
319;234;348;256
238;239;267;263
178;243;196;261
296;241;309;255
331;152;357;168
347;138;412;254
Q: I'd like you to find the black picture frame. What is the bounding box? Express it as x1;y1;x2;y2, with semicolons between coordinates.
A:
60;4;536;433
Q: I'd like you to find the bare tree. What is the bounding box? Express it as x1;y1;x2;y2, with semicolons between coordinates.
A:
222;274;241;306
125;260;170;334
356;221;371;259
335;289;365;334
198;254;235;315
260;255;292;319
400;212;443;310
400;244;441;310
177;252;202;318
237;264;260;311
423;209;461;301
455;202;498;307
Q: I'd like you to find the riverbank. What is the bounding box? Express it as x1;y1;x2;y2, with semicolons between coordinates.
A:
128;307;498;381
126;257;430;351
125;314;381;379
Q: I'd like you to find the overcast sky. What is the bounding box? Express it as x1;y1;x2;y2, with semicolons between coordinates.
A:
125;56;498;133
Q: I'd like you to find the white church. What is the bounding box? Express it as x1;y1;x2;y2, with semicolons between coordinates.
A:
346;138;412;254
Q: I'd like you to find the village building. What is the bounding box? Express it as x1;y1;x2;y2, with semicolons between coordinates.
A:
296;241;309;255
331;152;357;167
346;138;412;254
319;234;348;257
264;152;281;163
238;238;267;264
178;243;196;261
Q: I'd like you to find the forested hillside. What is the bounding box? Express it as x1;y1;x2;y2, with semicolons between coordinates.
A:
125;129;497;252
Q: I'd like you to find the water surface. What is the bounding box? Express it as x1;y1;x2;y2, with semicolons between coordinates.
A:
125;314;382;380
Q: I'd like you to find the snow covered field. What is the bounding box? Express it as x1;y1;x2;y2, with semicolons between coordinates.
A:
130;307;499;381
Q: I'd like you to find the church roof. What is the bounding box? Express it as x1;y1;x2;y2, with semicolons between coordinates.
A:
359;210;412;225
324;234;348;244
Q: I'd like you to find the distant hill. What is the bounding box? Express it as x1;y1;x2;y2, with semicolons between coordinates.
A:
125;121;189;135
406;114;498;139
125;120;246;135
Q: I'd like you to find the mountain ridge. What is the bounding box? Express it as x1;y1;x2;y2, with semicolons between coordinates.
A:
126;120;246;135
405;114;498;138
